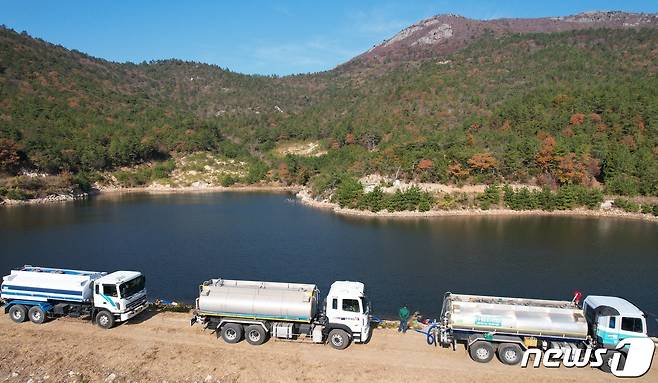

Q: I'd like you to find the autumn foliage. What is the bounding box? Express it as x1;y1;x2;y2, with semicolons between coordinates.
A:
589;113;602;123
448;162;469;180
569;113;585;125
467;153;498;172
417;159;433;170
555;153;588;185
535;133;556;170
550;152;602;186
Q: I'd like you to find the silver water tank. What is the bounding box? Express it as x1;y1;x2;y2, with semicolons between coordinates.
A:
197;279;318;323
446;293;589;339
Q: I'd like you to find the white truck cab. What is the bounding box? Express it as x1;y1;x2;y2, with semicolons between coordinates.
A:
325;281;372;344
93;271;148;322
583;295;648;347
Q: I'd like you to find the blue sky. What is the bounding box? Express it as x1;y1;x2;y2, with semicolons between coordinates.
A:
2;1;657;75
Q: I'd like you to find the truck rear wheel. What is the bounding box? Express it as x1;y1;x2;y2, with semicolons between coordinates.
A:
96;311;115;329
469;341;495;363
328;329;351;350
220;323;243;344
28;306;47;324
9;305;27;323
497;343;523;365
245;325;267;346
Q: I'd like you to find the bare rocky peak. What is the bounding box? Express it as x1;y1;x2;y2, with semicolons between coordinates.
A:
350;11;658;66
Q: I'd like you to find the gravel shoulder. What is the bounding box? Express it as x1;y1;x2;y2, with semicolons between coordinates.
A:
1;310;656;383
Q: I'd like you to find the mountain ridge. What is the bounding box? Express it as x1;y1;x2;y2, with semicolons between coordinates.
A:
345;11;658;69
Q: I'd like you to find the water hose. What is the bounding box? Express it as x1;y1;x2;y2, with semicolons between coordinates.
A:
415;322;440;346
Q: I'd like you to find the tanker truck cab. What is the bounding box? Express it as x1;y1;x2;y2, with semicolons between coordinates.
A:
324;281;372;346
583;295;648;348
93;271;147;325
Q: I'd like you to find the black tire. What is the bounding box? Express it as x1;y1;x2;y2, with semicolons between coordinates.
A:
469;341;495;363
96;311;115;329
8;305;27;323
497;343;523;365
28;306;46;324
600;350;626;374
245;325;267;346
220;323;243;344
328;329;351;350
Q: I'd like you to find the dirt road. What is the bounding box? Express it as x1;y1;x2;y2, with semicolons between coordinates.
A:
1;310;656;383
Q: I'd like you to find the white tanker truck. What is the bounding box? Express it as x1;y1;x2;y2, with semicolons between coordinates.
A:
1;265;147;329
430;292;650;372
191;278;372;350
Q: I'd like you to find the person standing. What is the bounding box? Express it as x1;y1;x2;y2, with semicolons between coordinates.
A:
398;306;410;333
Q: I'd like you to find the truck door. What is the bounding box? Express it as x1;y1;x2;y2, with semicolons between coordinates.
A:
360;296;371;342
94;284;119;313
619;316;646;340
596;315;620;346
341;298;363;335
326;296;362;333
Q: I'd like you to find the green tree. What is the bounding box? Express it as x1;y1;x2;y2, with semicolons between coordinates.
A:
334;177;363;208
478;184;500;210
0;138;22;174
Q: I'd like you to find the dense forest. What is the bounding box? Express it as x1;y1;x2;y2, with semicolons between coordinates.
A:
0;25;656;204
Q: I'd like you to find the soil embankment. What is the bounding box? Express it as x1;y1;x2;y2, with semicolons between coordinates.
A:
1;310;656;382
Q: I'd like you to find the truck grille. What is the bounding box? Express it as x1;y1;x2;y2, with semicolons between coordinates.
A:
127;296;147;310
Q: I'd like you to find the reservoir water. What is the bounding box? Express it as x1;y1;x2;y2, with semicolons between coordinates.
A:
1;192;657;319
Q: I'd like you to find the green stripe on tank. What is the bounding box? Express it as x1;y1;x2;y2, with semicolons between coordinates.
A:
198;310;310;322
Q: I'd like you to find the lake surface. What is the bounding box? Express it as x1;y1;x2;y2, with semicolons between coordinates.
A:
1;192;657;319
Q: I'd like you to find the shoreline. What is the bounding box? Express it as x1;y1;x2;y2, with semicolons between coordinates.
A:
96;184;301;195
2;184;657;223
0;184;300;206
0;191;90;206
295;189;658;222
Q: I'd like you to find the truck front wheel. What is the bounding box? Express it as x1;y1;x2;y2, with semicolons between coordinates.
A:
600;350;626;373
28;306;47;324
497;343;523;365
328;329;351;350
245;325;267;346
96;311;115;329
469;341;495;363
9;305;27;323
220;323;243;344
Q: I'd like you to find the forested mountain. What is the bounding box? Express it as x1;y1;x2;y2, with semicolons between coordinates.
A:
1;12;657;200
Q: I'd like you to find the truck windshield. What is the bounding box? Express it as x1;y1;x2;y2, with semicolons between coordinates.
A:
119;275;145;299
